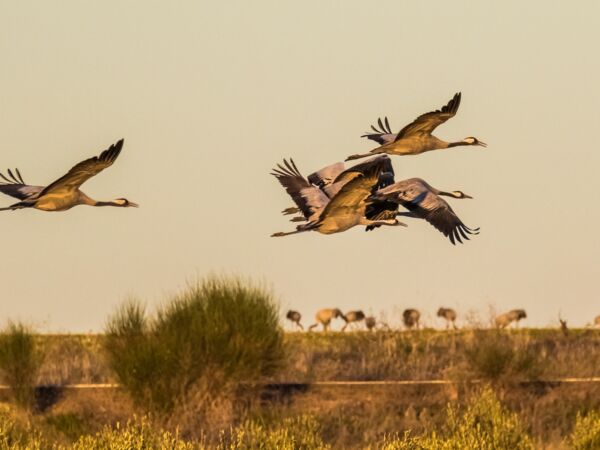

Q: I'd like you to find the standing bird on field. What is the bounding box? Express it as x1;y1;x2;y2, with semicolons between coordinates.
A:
271;156;405;236
494;309;527;329
308;308;346;332
346;92;486;161
370;178;478;245
341;310;366;331
286;310;303;330
365;316;377;331
437;308;458;329
403;309;421;330
0;139;138;212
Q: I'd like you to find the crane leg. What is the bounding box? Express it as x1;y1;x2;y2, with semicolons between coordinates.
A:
271;229;306;237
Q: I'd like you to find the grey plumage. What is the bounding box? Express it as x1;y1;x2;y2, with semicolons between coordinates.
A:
341;310;366;331
0;139;138;212
347;92;486;161
0;169;44;200
437;307;458;329
361;116;396;145
286;310;303;330
495;309;527;328
370;178;479;245
282;158;393;220
271;155;406;236
403;309;421;329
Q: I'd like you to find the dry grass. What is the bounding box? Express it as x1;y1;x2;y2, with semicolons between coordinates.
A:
28;328;600;385
2;328;597;448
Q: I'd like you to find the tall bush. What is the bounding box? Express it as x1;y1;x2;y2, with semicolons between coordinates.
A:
464;330;544;382
0;321;43;410
104;276;284;413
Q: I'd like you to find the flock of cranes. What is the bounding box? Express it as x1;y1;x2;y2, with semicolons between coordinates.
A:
288;309;600;331
0;94;596;329
271;92;484;244
286;307;532;331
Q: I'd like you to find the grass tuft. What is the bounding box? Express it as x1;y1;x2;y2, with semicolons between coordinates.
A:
104;275;284;414
569;410;600;450
0;321;44;410
464;330;545;382
380;386;534;449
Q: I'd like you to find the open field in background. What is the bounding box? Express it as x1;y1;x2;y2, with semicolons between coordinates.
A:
0;329;598;448
30;329;600;385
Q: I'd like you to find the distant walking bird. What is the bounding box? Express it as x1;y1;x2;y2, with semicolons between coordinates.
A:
365;316;377;331
0;139;138;212
346;92;486;161
271;156;405;236
370;178;478;244
437;307;458;329
494;309;527;329
286;310;303;330
403;309;421;330
341;310;366;331
308;308;346;332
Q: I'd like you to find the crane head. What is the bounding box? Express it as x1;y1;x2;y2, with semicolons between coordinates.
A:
450;191;473;199
114;198;139;207
463;137;487;147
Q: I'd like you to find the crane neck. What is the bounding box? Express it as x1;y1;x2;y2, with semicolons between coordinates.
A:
94;200;122;207
438;191;456;198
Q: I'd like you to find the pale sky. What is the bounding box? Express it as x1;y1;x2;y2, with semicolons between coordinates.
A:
0;1;599;331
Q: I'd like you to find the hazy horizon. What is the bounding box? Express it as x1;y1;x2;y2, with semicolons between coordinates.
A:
1;1;599;331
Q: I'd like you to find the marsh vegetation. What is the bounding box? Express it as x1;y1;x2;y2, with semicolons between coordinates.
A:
0;278;598;448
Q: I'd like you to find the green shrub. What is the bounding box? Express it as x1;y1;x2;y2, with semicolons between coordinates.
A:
569;410;600;450
45;412;91;442
464;330;544;382
0;404;43;449
218;415;330;450
70;416;197;450
104;276;284;413
0;321;44;410
380;386;533;450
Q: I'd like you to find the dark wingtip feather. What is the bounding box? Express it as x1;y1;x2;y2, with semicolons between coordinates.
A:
15;168;25;184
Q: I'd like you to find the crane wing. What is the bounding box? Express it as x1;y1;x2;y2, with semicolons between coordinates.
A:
393;92;461;141
271;159;328;221
39;139;124;196
307;162;346;188
398;187;477;245
361;116;398;145
320;156;388;220
0;169;44;200
333;155;394;186
374;178;478;244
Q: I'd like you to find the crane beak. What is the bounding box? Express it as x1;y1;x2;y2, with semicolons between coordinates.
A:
128;201;139;208
463;194;473;199
477;141;487;147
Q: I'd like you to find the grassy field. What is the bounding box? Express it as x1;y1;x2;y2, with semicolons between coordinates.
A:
31;328;600;384
0;328;598;448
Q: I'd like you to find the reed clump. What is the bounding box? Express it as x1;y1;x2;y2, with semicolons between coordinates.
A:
0;321;44;410
104;276;284;414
